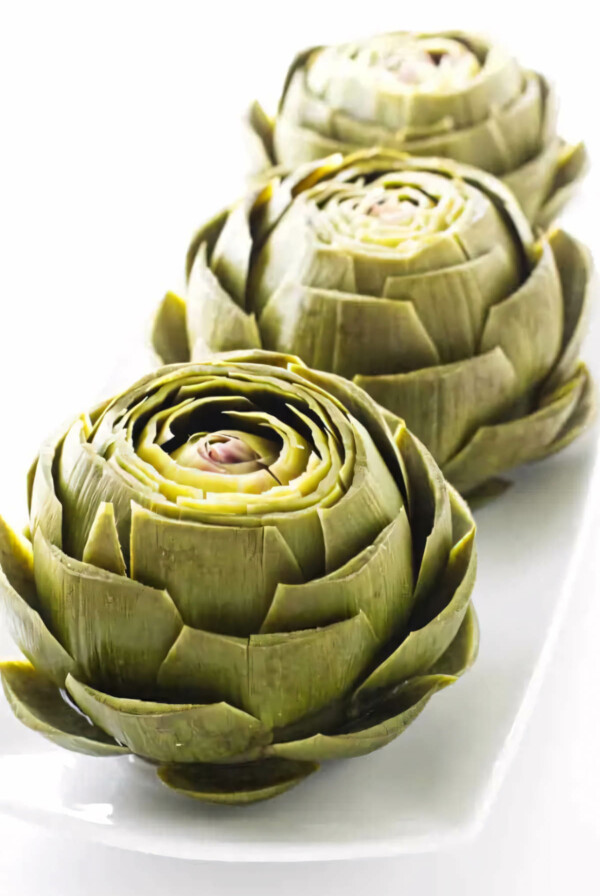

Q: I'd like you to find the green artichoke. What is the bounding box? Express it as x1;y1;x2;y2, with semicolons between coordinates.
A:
152;151;594;498
248;31;587;227
0;351;477;804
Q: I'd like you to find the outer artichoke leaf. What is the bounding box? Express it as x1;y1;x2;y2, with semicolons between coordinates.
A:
383;245;520;363
356;347;519;466
535;142;589;231
202;200;254;309
0;515;37;607
269;674;453;762
29;439;63;547
480;240;563;391
82;501;126;575
252;224;358;316
260;284;439;378
502;137;562;223
186;244;261;356
429;602;479;676
281;68;335;136
58;437;144;562
157;757;318;805
0;519;74;687
394;427;452;604
289;364;408;499
544;229;593;392
33;528;183;695
151;292;190;364
245;99;276;170
130;505;302;636
442;365;588;494
65;675;271;764
185;207;229;281
533;365;596;461
157;627;250;708
354;498;476;696
344;228;474;296
260;510;414;640
273;115;349;169
318;419;403;572
246;611;379;730
0;662;128;757
213;348;306;370
26;456;38;515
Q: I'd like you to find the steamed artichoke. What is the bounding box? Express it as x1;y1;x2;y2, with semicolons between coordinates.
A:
247;31;587;227
0;351;477;804
153;151;594;498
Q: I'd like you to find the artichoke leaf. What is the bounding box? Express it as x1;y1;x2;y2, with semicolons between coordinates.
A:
544;229;593;392
185;207;229;281
354;493;476;696
289;363;408;498
383;245;520;363
269;675;453;762
26;457;38;515
443;364;589;494
130;504;303;636
269;601;477;762
480;240;563;391
186;244;261;355
260;510;414;640
318;418;402;572
252;224;358;316
429;602;479;676
245;99;276;171
535;142;589;231
82;501;126;575
58;437;145;562
151;292;190;364
157;757;318;805
394;427;452;604
66;675;272;764
0;662;128;757
502;137;562;223
357;347;519;465
260;283;439;377
273;115;350;169
246;611;378;730
157;627;249;708
29;439;64;547
533;364;596;461
209;196;256;307
33;527;183;694
0;518;74;686
0;515;37;606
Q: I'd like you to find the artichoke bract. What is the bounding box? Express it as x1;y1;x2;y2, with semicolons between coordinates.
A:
0;351;477;805
248;31;587;227
153;152;594;498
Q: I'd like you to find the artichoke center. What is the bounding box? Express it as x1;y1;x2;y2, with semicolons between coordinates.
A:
170;430;283;482
198;433;261;467
379;38;481;90
367;196;419;225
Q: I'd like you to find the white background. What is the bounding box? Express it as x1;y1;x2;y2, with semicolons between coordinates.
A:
0;0;599;891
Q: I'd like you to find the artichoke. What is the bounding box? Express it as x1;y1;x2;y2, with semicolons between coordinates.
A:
152;151;594;498
0;350;477;805
247;31;587;227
